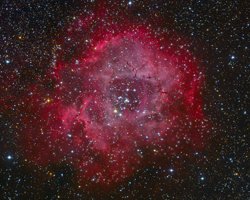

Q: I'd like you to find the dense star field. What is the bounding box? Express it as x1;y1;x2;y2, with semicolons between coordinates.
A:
1;0;249;199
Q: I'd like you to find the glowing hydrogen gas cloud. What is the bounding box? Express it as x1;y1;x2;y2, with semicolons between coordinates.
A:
14;11;209;190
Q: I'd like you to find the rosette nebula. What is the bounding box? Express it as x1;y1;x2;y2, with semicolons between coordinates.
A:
15;14;209;190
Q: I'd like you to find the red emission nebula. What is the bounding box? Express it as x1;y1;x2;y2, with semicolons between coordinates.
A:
11;11;210;189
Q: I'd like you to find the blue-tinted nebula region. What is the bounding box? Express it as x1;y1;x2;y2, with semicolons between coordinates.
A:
16;14;209;189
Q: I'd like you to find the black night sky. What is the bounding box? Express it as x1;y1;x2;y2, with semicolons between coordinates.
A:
0;0;249;199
